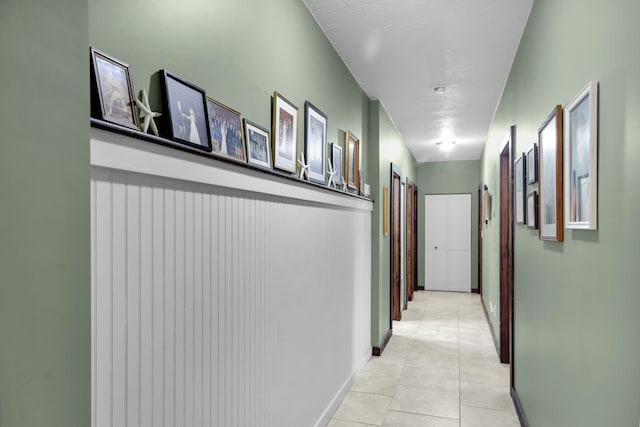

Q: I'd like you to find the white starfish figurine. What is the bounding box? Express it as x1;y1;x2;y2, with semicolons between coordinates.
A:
327;156;337;189
135;89;161;136
297;152;310;180
339;177;347;192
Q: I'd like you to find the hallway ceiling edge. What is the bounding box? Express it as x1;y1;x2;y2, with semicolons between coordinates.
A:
303;0;533;163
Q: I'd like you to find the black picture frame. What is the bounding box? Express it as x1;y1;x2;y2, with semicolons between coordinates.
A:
527;191;539;229
160;70;212;152
207;97;246;163
90;47;139;130
330;142;343;187
244;119;272;169
304;101;328;184
515;153;526;225
526;143;538;184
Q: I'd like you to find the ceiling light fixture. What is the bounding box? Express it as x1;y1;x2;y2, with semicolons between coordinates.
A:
436;141;456;152
432;85;446;94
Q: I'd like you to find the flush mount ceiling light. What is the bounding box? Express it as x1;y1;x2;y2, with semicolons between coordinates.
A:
436;141;456;152
432;84;446;94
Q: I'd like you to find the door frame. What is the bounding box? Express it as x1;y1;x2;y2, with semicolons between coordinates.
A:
477;185;483;295
406;178;418;301
390;164;402;322
499;127;515;377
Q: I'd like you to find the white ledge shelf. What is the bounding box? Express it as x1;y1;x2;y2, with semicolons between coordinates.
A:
91;121;373;212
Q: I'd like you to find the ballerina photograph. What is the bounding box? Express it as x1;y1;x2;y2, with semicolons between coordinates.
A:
161;70;211;152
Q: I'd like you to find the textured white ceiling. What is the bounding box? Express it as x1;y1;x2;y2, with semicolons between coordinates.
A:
303;0;532;163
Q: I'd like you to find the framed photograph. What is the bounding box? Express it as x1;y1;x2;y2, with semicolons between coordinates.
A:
330;142;343;187
482;185;492;224
272;92;298;173
161;70;211;152
304;101;327;184
90;48;139;130
207;97;246;162
515;153;526;225
383;186;389;235
526;143;538;184
527;191;539;229
538;105;563;241
244;119;271;169
345;130;360;189
565;80;598;230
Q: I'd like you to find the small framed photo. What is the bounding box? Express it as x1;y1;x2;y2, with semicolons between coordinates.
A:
538;105;563;241
565;80;598;230
345;130;360;189
244;119;272;169
304;101;328;184
161;70;211;152
272;92;298;173
90;48;139;130
515;153;526;225
207;97;246;162
330;142;343;186
527;191;539;229
526;143;538;184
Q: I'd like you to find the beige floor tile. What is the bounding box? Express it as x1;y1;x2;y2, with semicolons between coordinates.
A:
351;370;401;396
364;355;407;375
328;419;379;427
460;381;514;411
460;405;521;427
404;350;459;369
389;385;460;419
383;410;459;427
398;364;459;392
459;362;510;387
333;392;392;426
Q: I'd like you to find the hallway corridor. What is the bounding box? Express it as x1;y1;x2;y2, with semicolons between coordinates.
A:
329;291;520;427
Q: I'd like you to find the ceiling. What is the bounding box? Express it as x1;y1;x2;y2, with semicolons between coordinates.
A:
303;0;533;163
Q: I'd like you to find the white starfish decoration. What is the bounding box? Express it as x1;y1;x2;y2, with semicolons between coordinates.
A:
297;152;310;180
327;156;338;189
135;89;161;136
339;177;347;192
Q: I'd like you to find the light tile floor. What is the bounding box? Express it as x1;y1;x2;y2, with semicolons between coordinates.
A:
329;291;521;427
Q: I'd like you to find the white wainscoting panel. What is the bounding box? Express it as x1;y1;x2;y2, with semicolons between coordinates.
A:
91;129;372;427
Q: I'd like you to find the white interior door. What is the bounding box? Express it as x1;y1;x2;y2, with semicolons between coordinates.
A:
425;194;471;292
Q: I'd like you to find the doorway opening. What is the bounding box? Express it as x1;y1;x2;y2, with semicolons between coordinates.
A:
390;164;402;321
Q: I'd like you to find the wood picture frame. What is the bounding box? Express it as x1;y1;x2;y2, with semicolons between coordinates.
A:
244;119;272;169
565;80;598;230
515;153;526;225
527;191;539;229
526;143;538;184
90;47;139;130
345;130;360;189
272;92;298;173
207;97;246;163
330;142;343;188
538;105;563;241
160;70;211;152
383;186;389;235
304;101;327;184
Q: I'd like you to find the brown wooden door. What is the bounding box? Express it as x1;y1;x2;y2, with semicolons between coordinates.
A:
391;165;402;321
499;128;515;369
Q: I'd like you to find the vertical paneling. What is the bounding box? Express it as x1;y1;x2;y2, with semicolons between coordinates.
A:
92;166;372;427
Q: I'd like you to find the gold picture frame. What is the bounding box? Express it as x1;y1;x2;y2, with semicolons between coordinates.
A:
345;130;360;189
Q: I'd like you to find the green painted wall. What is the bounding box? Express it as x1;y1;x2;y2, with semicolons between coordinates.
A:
416;161;480;290
481;0;640;425
369;101;417;347
0;1;90;426
89;0;370;183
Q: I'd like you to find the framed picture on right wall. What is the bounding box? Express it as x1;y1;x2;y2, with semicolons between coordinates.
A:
565;80;598;230
538;105;564;241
